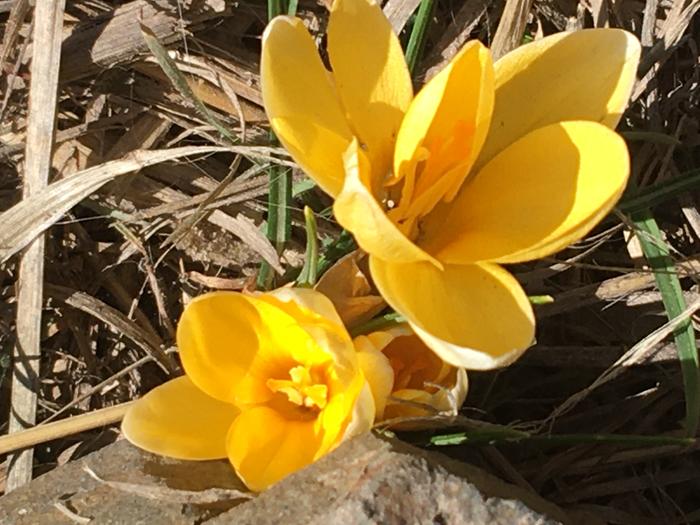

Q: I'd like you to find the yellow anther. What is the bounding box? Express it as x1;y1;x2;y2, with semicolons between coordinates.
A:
267;365;328;410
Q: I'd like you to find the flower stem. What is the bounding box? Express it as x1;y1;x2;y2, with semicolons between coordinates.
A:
430;430;696;448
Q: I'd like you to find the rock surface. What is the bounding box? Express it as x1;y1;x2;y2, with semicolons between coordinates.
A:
210;433;566;525
0;433;573;524
0;439;248;524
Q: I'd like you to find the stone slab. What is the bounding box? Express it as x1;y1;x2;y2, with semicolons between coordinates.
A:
0;433;591;524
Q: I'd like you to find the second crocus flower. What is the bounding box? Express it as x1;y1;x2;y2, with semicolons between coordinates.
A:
122;288;375;492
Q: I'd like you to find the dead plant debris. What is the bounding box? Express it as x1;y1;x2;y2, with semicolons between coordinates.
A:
0;0;699;523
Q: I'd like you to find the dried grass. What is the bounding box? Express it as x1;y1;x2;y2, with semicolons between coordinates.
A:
0;0;699;522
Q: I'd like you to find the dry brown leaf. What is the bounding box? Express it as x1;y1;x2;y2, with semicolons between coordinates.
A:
545;297;700;427
208;211;284;274
0;146;231;264
187;271;248;290
315;250;386;329
490;0;534;60
384;0;422;34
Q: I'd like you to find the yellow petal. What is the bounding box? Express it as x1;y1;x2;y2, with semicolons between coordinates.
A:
261;16;353;197
227;407;323;492
354;334;394;419
334;139;441;266
365;327;469;427
178;292;329;407
477;28;640;168
327;0;412;182
257;290;360;389
265;287;345;328
382;367;467;428
122;376;238;460
340;382;376;440
383;389;435;420
178;292;266;404
392;41;494;218
316;360;367;449
424;121;630;265
451;367;468;412
369;258;535;369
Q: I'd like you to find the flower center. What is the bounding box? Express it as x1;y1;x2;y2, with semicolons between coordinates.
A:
267;365;328;410
387;119;475;229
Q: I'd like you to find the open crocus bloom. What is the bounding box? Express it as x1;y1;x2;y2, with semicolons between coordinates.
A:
122;288;374;492
355;324;468;426
261;0;641;369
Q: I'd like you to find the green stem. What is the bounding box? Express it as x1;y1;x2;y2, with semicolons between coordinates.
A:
430;430;696;448
350;312;406;337
297;206;319;287
268;0;284;19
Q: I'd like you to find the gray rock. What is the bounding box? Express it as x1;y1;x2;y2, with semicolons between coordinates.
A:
0;439;248;524
210;432;566;525
0;433;577;525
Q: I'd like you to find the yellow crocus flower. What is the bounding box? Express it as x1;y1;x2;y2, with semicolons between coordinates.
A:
355;324;468;426
122;288;375;492
261;0;640;369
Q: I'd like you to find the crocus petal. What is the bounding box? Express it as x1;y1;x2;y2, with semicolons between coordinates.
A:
327;0;412;182
392;41;494;218
384;389;435;420
122;376;238;460
369;258;535;369
316;360;368;448
261;16;353;197
178;292;266;404
227;407;323;492
178;292;328;406
334;139;441;266
451;368;469;412
477;28;640;168
341;382;377;439
382;368;467;427
265;287;345;328
354;334;395;419
424;121;629;265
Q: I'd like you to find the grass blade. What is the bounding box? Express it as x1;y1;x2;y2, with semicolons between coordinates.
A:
430;430;695;448
258;0;292;289
619;168;700;214
405;0;434;73
632;210;700;436
139;23;238;145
